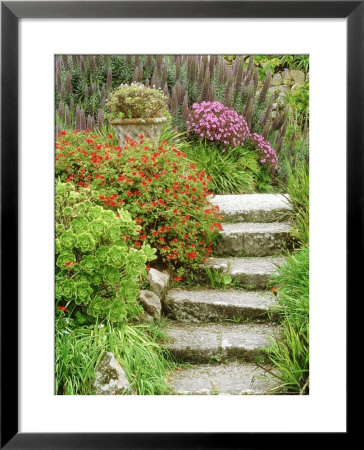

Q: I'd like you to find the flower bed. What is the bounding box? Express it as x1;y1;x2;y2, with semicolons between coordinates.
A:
56;131;223;275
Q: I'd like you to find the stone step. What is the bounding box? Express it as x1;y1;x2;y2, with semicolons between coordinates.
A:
214;222;291;257
164;288;277;323
210;193;291;223
168;362;278;395
205;256;285;289
164;322;279;363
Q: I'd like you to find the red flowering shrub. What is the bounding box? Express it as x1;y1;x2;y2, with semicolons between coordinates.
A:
55;131;223;273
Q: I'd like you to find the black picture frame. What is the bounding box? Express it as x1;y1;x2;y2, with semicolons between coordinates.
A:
1;1;358;447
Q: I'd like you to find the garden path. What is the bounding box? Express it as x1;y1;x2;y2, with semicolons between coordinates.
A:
163;194;292;395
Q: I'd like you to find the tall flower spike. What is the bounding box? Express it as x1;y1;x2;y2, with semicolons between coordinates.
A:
225;87;233;108
146;54;153;68
245;81;255;109
75;106;81;130
261;95;274;126
62;55;69;70
71;55;78;67
161;61;168;87
55;124;62;135
65;105;71;126
163;84;169;98
253;68;259;91
245;98;253;127
81;110;86;131
84;85;89;98
259;68;272;103
125;55;132;65
87;114;93;131
60;84;65;100
200;67;210;102
97;109;104;130
171;86;178;114
88;55;97;72
56;68;62;89
134;55;140;66
156;55;163;72
106;67;112;89
209;82;216;102
70;97;74;111
262;117;272;139
133;65;140;83
234;56;244;89
181;92;189;121
65;71;72;95
92;82;97;94
80;56;86;75
275;107;289;130
58;102;64;120
145;79;150;88
175;56;181;82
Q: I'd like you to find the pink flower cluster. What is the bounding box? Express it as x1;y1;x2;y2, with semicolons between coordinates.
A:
186;101;250;148
186;101;278;171
250;132;278;170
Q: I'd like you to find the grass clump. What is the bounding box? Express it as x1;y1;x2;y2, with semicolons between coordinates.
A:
55;312;173;395
266;246;309;394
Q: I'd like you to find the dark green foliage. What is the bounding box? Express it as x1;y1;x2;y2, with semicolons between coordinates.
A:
266;247;309;394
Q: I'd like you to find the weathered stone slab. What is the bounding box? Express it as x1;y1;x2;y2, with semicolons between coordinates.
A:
168;362;278;395
164;288;277;323
148;268;170;299
206;256;285;289
165;322;279;363
93;352;132;395
210;194;291;223
214;222;291;257
139;290;161;318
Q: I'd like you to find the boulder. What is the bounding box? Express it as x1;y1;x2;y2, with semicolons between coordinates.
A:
139;290;161;318
93;352;132;395
148;268;170;299
282;69;305;84
272;73;283;85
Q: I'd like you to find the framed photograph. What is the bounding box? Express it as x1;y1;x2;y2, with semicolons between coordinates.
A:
1;1;358;447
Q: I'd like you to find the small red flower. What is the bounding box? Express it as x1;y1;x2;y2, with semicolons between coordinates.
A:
174;276;182;282
58;305;68;312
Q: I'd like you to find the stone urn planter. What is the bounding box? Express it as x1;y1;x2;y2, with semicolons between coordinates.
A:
110;117;168;145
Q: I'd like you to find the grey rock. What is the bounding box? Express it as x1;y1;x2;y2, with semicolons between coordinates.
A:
93;352;132;395
214;222;291;257
210;194;291;223
268;84;291;95
272;73;283;85
148;268;170;299
169;362;278;395
164;288;277;323
165;322;279;363
139;290;161;318
282;69;305;84
205;256;285;289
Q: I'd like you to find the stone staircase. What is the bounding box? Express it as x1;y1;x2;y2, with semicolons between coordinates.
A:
163;194;291;395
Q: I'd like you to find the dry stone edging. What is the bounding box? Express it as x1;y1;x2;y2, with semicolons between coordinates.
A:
168;362;278;395
206;256;285;289
163;193;289;395
164;322;280;363
164;288;277;323
210;193;291;223
214;221;291;257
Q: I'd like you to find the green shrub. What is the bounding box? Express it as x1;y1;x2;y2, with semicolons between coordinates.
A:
107;82;169;119
55;181;157;322
267;247;309;394
55;131;222;276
